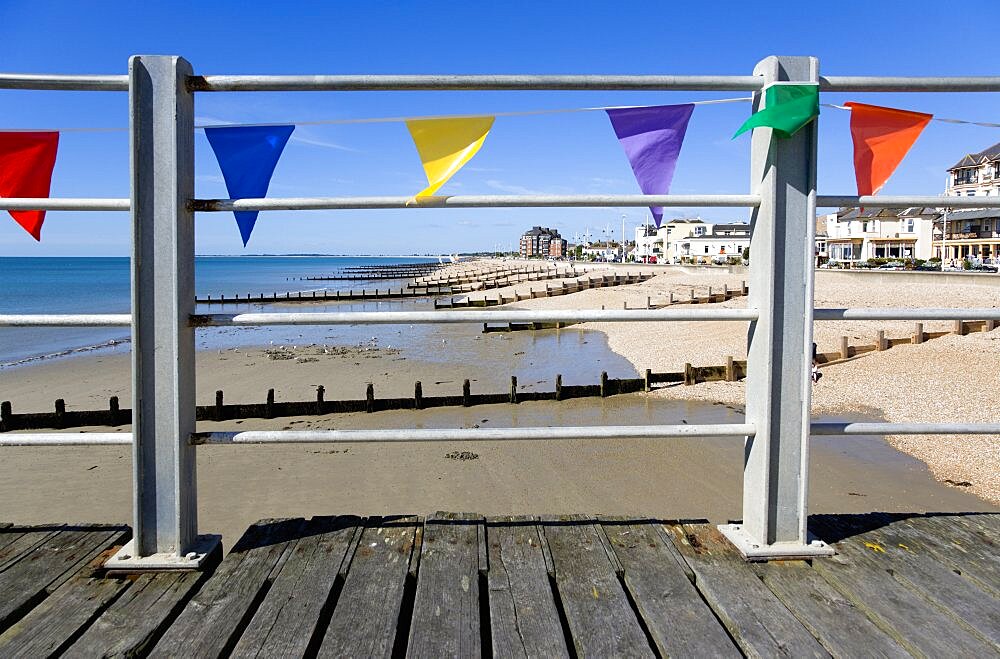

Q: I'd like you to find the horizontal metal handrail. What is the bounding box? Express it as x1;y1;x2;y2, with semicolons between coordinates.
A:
0;198;130;211
0;314;131;327
188;74;1000;93
819;76;1000;92
4;308;997;328
193;308;761;327
191;424;757;444
192;194;761;212
811;422;1000;435
814;308;1000;321
0;434;132;446
0;73;129;91
817;195;1000;209
5;421;996;447
189;74;765;92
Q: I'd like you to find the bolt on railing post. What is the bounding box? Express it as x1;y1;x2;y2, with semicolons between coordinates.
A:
720;55;833;560
107;55;218;570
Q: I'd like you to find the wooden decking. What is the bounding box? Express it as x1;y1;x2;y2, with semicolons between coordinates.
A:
0;512;996;657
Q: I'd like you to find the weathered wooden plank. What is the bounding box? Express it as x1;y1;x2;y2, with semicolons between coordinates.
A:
64;571;204;659
816;515;1000;648
811;516;995;657
0;577;129;657
543;519;653;657
666;523;828;658
603;522;739;657
0;527;128;633
318;516;418;658
910;516;1000;594
406;512;483;658
486;516;569;659
150;518;305;658
755;560;909;658
0;529;59;572
231;516;361;658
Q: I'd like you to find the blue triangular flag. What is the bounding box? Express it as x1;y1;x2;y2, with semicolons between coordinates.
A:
205;125;295;246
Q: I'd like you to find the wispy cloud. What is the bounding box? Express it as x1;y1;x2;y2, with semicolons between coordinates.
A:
465;166;504;173
485;179;565;195
290;134;361;152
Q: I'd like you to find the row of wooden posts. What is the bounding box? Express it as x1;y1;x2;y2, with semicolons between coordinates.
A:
196;268;580;305
4;319;995;431
435;272;656;308
413;264;567;287
0;359;749;431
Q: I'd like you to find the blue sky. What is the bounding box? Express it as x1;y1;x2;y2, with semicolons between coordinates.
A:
1;1;997;255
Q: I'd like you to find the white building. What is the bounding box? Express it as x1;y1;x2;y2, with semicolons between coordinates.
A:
824;207;937;263
674;222;750;263
946;141;1000;198
633;224;660;262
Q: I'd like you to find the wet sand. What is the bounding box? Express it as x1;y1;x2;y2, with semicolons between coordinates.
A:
0;397;992;550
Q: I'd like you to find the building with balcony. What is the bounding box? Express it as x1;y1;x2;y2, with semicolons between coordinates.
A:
935;209;1000;263
519;226;568;259
824;207;937;263
946;141;1000;198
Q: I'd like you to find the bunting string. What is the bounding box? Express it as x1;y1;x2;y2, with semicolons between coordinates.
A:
3;94;1000;243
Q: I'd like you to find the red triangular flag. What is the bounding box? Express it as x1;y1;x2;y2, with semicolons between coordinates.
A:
845;103;931;197
0;132;59;241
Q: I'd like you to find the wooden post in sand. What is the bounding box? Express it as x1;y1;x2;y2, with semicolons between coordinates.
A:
644;369;652;392
109;396;121;425
414;381;423;410
1;401;12;432
266;389;275;418
839;336;850;360
725;356;735;382
683;363;694;386
913;323;924;344
987;319;998;332
600;371;609;397
366;383;375;413
876;330;886;351
510;376;518;404
953;319;965;336
55;399;66;429
462;379;471;406
555;374;563;401
315;386;324;414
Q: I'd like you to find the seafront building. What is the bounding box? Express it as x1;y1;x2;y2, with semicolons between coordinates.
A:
518;226;568;258
945;141;1000;198
936;209;1000;263
824;207;937;263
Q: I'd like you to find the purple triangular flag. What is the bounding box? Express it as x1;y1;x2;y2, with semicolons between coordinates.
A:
606;104;694;227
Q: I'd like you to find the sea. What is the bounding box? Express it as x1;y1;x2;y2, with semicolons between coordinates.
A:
0;256;638;385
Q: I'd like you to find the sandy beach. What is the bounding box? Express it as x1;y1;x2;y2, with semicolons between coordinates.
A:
1;259;998;549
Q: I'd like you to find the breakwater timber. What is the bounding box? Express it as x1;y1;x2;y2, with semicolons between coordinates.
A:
8;314;985;431
437;271;656;308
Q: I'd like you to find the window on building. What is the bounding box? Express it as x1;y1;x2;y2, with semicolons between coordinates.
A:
968;191;976;196
694;226;706;236
903;219;914;233
862;221;871;232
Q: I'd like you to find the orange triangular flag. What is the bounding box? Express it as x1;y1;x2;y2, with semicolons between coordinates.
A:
845;102;931;197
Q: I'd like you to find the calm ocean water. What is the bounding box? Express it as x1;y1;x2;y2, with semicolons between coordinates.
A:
0;256;438;366
0;256;638;384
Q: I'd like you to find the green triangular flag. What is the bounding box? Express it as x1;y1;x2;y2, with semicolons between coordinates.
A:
733;83;819;139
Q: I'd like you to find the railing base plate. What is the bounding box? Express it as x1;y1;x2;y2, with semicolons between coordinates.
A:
104;534;221;571
718;524;835;561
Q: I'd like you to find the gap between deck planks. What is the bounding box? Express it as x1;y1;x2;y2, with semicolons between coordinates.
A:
0;513;997;658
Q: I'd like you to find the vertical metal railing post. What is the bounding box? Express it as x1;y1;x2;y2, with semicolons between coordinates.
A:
719;55;833;560
106;55;219;569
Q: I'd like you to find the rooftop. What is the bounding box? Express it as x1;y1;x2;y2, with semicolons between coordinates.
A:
949;141;1000;170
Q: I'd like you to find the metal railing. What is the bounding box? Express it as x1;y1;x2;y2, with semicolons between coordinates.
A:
2;56;999;565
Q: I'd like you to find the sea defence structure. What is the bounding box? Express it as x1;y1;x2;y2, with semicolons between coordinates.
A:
1;55;999;655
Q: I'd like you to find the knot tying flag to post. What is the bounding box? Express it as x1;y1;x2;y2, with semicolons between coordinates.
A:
733;83;819;139
406;116;494;197
845;102;932;198
205;125;295;246
0;131;59;241
606;104;694;227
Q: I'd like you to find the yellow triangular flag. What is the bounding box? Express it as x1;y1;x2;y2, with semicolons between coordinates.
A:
406;116;495;197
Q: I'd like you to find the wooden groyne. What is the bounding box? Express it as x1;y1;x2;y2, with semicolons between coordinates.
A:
195;267;585;305
302;263;445;280
413;264;572;287
435;272;656;308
